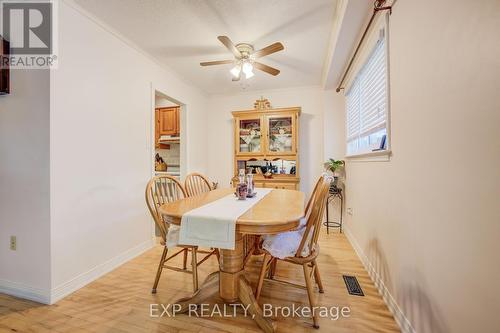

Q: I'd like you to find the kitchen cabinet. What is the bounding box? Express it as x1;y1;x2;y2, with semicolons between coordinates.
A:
158;107;179;136
155;107;179;148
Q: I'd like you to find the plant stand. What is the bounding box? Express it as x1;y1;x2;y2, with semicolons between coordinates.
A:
323;185;343;234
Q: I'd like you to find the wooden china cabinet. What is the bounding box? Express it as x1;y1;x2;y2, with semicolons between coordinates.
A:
231;98;300;190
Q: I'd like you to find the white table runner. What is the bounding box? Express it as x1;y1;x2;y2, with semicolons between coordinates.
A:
178;188;272;249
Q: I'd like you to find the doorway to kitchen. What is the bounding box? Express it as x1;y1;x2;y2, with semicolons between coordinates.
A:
151;89;186;238
152;90;184;181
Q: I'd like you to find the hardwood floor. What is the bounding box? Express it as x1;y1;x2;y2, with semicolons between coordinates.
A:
0;231;400;333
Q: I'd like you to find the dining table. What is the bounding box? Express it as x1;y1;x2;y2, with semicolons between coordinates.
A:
158;187;305;333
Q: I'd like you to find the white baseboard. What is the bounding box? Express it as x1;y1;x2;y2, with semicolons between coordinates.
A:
0;279;51;304
50;238;155;304
343;226;416;333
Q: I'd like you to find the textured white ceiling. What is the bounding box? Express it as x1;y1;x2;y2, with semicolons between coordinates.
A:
74;0;338;94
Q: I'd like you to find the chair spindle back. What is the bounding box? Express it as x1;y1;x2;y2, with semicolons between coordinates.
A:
295;175;333;257
185;173;212;197
303;173;327;222
145;176;187;241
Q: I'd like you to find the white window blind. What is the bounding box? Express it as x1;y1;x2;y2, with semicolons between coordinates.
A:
346;36;387;155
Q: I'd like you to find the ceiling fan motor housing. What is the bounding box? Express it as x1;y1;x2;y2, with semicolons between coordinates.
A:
235;43;254;60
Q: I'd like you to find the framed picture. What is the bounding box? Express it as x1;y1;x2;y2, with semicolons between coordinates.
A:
0;36;10;95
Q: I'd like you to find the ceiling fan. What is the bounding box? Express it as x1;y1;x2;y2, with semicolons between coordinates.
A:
200;36;284;81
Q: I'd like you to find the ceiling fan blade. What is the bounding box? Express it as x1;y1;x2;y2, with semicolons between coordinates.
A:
253;62;280;76
252;42;284;58
200;60;234;66
217;36;241;58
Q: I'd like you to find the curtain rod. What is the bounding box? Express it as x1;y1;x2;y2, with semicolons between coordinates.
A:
335;0;392;93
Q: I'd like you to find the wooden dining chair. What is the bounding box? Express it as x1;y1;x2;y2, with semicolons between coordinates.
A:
145;175;218;293
243;175;327;272
243;177;325;269
255;174;332;329
264;174;325;279
184;172;212;197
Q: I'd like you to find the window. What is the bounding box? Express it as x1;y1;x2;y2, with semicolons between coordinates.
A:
346;34;388;156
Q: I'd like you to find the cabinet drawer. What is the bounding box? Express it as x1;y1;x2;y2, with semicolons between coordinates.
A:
264;182;296;190
254;181;266;188
232;180;297;190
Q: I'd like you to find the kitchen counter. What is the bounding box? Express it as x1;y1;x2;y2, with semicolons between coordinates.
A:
155;170;180;179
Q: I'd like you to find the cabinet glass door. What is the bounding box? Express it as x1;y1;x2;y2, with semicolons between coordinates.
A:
237;117;262;155
267;115;295;154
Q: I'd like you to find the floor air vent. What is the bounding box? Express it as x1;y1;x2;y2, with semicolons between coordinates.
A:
343;275;364;296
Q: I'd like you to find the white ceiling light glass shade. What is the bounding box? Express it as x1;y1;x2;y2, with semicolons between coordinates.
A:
242;61;253;76
242;61;254;79
230;64;241;77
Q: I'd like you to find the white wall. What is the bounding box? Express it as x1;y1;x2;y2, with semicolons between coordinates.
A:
48;1;209;301
207;86;326;196
336;0;500;332
323;88;345;160
155;95;178;108
0;70;51;302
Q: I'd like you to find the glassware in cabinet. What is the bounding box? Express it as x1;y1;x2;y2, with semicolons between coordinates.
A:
236;117;263;155
266;114;296;154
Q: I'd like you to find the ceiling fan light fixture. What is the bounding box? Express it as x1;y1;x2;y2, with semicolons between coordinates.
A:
242;61;253;75
202;36;283;81
230;65;241;78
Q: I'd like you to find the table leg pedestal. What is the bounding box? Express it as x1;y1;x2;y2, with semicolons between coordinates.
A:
219;233;245;302
239;275;276;333
175;271;219;313
174;233;275;332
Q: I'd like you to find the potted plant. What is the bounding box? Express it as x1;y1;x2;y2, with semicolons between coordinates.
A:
324;158;345;187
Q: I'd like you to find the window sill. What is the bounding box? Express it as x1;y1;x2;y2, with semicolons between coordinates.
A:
345;149;391;162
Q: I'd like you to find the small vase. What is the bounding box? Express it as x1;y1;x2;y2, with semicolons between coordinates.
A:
237;183;248;200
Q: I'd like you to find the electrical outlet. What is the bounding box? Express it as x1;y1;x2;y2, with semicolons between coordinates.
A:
347;208;353;216
10;236;16;251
